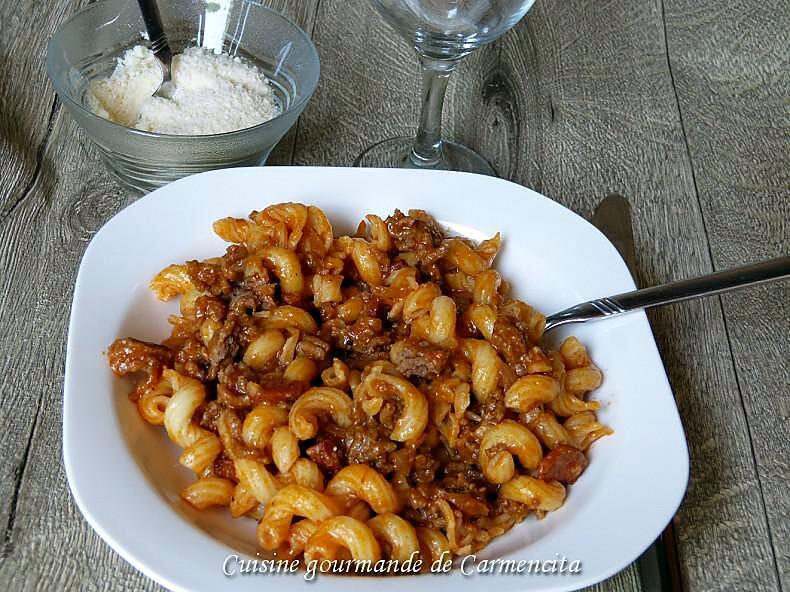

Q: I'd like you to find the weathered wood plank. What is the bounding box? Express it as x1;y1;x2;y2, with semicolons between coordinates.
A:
261;1;322;166
0;0;785;590
0;0;76;219
291;0;502;170
663;0;790;587
0;1;316;590
0;0;81;571
294;1;780;591
499;2;781;590
295;1;648;591
0;104;159;592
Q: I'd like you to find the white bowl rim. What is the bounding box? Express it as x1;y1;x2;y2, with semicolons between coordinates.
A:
63;166;690;592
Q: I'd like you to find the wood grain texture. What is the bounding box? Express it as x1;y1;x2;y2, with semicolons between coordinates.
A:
0;104;157;592
0;0;786;590
664;0;790;587
501;3;783;590
295;3;647;592
295;1;782;591
0;0;79;572
0;0;73;220
292;0;503;168
0;2;316;591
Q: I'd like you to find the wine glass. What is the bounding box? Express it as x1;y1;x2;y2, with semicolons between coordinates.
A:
354;0;537;175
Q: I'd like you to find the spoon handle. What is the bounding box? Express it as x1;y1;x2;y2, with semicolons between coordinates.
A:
136;0;172;78
544;255;790;332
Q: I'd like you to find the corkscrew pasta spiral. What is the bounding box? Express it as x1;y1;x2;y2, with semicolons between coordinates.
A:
106;203;612;570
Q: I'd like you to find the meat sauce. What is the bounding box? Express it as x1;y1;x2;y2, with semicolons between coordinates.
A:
108;206;604;558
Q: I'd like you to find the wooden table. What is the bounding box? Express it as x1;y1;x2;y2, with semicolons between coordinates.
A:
1;0;787;590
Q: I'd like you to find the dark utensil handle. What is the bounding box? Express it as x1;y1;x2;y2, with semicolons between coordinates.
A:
591;194;681;592
136;0;171;59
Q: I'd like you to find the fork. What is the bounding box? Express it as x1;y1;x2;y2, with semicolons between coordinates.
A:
544;255;790;333
137;0;173;97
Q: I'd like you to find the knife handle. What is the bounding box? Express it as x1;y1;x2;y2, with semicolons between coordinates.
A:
591;194;681;592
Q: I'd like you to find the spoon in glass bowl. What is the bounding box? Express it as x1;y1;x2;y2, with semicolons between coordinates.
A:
543;256;790;333
136;0;173;97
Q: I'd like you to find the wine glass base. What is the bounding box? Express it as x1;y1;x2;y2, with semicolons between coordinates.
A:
354;137;496;176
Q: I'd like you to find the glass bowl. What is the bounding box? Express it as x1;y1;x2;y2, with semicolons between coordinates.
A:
47;0;320;194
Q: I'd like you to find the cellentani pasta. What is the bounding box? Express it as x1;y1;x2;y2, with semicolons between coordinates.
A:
108;203;612;569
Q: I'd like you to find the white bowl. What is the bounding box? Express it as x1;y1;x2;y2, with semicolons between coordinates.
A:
64;167;688;592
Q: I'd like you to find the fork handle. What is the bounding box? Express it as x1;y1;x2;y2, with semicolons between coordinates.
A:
544;255;790;332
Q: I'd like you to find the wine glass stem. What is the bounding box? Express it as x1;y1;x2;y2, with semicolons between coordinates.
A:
410;56;458;167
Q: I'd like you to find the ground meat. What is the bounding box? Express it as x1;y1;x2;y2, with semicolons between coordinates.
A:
199;401;224;433
412;451;440;484
478;390;506;426
247;377;307;405
306;436;344;473
403;483;444;526
296;335;331;361
386;209;444;250
385;210;447;279
218;364;254;394
409;489;440;517
389;339;450;379
108;206;608;561
195;295;227;322
228;290;257;315
203;291;259;379
443;491;490;517
535;445;588;484
171;337;208;381
205;318;238;376
107;338;172;376
244;275;276;310
326;316;391;360
337;418;397;474
489;316;529;376
441;458;494;498
107;338;172;399
222;244;248;277
186;260;233;298
321;291;392;360
213;453;237;481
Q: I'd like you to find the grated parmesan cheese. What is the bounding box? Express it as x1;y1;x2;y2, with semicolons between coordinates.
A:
86;45;280;135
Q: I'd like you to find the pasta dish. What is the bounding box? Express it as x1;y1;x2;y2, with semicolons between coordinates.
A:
107;203;611;569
